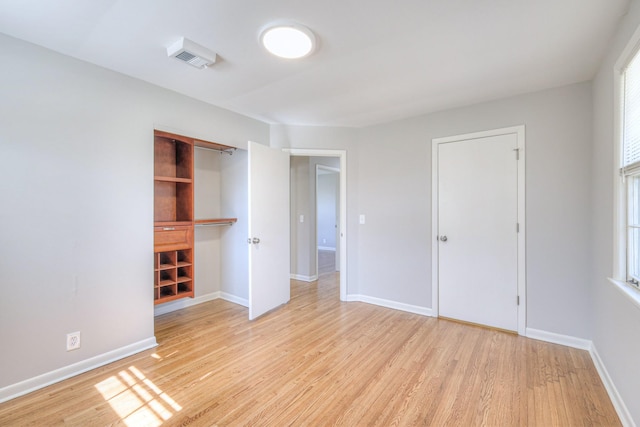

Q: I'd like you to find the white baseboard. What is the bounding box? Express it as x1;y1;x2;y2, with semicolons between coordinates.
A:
525;328;591;350
290;273;318;282
154;291;250;315
0;337;157;404
589;344;635;427
318;246;336;251
2;289;249;404
154;291;221;316
220;292;249;308
346;294;433;317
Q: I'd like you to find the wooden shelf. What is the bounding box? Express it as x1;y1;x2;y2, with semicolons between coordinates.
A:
154;129;195;305
154;248;193;304
154;181;193;223
154;137;192;180
154;221;193;228
194;139;236;154
154;176;192;183
155;130;236;155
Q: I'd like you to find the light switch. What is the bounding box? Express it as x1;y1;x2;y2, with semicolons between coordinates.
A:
359;214;365;224
300;214;304;223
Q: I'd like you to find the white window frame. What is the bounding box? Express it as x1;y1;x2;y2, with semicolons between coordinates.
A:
612;24;640;305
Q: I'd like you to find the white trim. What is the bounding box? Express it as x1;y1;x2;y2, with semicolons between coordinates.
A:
515;126;527;334
347;294;434;317
154;291;250;316
431;140;439;317
318;246;336;251
285;149;348;301
154;291;221;316
290;273;319;282
604;24;640;427
614;41;627;281
608;277;640;312
590;344;636;427
613;24;640;283
0;337;157;403
525;327;591;350
614;21;640;75
219;292;249;307
431;125;526;335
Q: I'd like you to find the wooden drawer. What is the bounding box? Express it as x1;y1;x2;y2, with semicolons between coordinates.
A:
154;225;193;252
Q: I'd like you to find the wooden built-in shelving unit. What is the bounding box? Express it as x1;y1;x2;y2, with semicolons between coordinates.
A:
153;130;237;305
154;130;195;304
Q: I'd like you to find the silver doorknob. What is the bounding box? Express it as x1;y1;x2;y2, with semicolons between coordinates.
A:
440;235;448;242
252;237;260;244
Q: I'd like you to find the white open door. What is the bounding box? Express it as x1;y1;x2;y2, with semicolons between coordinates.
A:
248;141;290;320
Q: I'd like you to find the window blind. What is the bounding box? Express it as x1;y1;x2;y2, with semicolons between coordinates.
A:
623;51;640;170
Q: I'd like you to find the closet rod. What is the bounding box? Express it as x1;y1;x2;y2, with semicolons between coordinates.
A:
194;145;236;155
195;222;235;227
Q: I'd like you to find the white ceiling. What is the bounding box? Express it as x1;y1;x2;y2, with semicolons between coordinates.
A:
0;0;630;127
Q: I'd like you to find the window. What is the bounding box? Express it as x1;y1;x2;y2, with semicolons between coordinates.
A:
627;176;640;285
621;45;640;288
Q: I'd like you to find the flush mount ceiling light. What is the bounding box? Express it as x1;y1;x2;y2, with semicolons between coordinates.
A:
260;22;316;59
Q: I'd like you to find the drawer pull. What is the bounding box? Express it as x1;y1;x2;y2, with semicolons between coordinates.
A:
163;227;176;231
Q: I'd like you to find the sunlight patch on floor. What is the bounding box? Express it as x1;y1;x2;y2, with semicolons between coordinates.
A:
95;366;182;426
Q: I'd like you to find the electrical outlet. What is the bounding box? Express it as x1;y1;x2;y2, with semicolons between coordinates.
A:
67;331;81;351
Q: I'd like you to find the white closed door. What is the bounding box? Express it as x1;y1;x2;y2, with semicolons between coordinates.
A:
437;133;519;331
248;141;290;320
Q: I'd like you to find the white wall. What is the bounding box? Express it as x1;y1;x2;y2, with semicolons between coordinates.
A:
1;18;632;414
307;157;340;275
272;125;359;293
289;156;340;278
274;83;593;338
0;33;267;394
356;82;593;337
592;0;640;423
220;150;249;301
290;156;312;278
194;147;222;297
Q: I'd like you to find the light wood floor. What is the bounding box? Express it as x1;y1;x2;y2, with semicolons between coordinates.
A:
0;273;620;426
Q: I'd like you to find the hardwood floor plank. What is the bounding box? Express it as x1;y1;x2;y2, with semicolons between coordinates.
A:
0;273;621;426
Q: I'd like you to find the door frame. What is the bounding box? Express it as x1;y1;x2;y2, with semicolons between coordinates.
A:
316;164;340;273
286;149;347;301
431;126;526;335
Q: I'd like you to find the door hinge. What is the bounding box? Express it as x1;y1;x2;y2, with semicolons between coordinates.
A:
517;295;520;305
514;148;520;160
516;223;520;233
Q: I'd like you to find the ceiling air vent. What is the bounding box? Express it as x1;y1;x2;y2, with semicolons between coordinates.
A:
167;37;217;69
